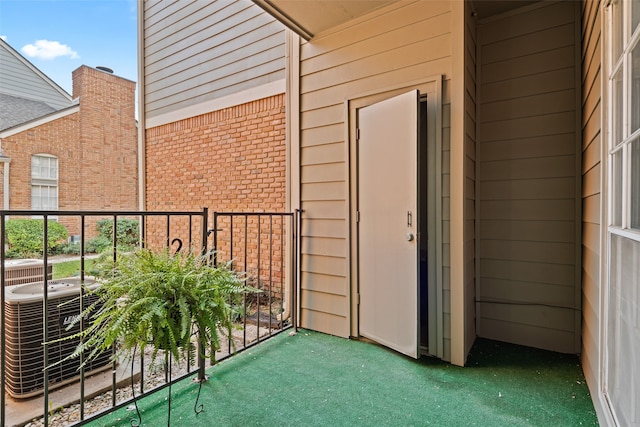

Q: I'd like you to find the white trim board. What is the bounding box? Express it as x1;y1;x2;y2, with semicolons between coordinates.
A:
145;79;286;129
0;106;79;139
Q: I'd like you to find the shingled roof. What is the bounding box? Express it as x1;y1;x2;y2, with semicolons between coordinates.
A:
0;93;57;131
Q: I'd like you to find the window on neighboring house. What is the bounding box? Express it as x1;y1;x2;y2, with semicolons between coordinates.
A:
31;154;58;211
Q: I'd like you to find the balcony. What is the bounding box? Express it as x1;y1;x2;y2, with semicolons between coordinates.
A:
1;209;597;426
1;209;299;427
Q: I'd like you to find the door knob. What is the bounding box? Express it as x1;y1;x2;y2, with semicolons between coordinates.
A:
406;233;414;241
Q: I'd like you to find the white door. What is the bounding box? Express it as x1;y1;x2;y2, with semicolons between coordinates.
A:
358;90;419;359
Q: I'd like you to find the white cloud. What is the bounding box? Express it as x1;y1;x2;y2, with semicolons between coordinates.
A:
21;39;79;60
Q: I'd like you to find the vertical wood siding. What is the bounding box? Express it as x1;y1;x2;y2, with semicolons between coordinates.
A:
143;0;285;120
298;1;453;359
0;43;71;110
580;0;602;419
476;1;582;353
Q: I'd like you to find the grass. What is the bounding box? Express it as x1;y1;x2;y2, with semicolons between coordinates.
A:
52;259;97;279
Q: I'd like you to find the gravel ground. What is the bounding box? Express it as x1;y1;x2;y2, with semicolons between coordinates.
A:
23;324;276;427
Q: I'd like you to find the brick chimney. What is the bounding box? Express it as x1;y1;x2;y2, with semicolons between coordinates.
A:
71;65;138;210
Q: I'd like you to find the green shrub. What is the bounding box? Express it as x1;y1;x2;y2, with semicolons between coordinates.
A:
58;241;81;255
86;218;139;253
5;219;69;258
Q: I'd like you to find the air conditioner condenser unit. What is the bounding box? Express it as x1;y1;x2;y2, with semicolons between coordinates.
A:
4;259;53;287
4;278;112;398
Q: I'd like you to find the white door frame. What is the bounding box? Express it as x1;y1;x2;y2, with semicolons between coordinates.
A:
347;76;444;359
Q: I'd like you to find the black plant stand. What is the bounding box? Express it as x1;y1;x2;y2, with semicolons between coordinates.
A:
128;347;206;427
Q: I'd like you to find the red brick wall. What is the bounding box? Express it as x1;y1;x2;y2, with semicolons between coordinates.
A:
0;65;138;238
145;94;287;297
145;94;286;214
1;114;80;234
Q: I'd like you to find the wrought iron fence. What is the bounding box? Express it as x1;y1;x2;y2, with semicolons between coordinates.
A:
0;209;300;427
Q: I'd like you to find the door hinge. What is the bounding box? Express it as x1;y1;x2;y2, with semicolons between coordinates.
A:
357;293;360;305
356;128;360;141
356;211;360;222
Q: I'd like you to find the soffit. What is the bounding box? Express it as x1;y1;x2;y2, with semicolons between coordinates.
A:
252;0;398;40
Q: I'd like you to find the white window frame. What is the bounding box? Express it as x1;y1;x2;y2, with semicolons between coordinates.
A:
31;154;59;214
604;1;640;426
607;0;640;239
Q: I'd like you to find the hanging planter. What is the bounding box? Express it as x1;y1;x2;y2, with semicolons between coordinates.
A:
59;248;255;366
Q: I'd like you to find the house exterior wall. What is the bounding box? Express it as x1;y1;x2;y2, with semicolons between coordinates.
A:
140;0;287;293
145;94;285;213
0;66;138;236
586;0;640;424
297;1;457;360
580;0;604;422
0;40;71;110
0;114;80;234
475;1;582;354
143;0;285;125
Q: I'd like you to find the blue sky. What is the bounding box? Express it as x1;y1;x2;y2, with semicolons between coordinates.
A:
0;0;137;95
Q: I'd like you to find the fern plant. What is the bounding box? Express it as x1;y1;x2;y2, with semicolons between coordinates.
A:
57;248;254;367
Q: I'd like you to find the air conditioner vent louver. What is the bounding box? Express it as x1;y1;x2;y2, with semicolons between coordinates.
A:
4;259;52;286
4;278;111;398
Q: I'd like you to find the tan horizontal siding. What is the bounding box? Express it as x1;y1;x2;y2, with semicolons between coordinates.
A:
300;308;349;337
580;0;602;414
480;68;576;104
301;272;348;294
480;177;575;200
298;0;453;359
301;33;451;93
481;259;575;287
301;163;346;184
300;291;348;317
300;1;450;60
477;1;575;45
480;315;577;354
480;156;576;181
465;0;477;356
300;57;453;112
301;219;347;239
479;111;576;141
301;181;346;201
582;194;600;224
480;219;575;242
300;123;343;147
480;240;575;265
301;254;347;277
481;46;575;84
301;105;344;129
299;201;345;219
480;199;575;221
481;134;576;161
481;24;576;65
480;278;577;306
477;1;581;353
302;236;347;258
301;143;345;166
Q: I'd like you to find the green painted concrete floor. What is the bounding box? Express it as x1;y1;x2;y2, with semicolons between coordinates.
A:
86;329;598;426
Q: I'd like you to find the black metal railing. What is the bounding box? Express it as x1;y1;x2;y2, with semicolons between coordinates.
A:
0;208;300;427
